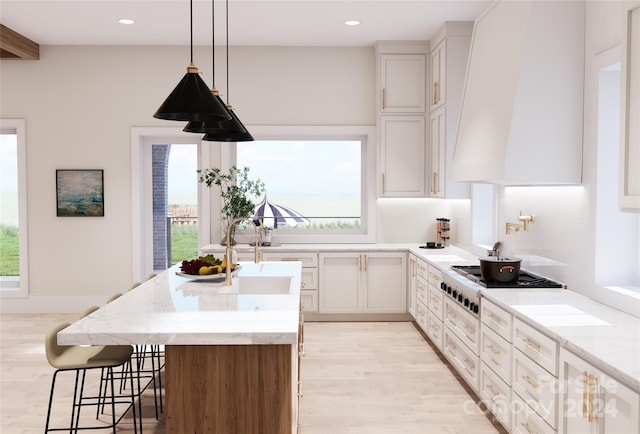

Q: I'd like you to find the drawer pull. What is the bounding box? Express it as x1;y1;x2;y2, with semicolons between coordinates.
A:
520;421;537;434
489;313;502;325
522;374;540;391
487;384;500;398
488;344;501;356
523;337;540;352
430;324;439;332
300;280;306;289
463;323;475;334
448;311;457;319
588;374;598;423
462;357;475;372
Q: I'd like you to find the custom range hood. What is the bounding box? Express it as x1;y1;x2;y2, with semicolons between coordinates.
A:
451;0;586;185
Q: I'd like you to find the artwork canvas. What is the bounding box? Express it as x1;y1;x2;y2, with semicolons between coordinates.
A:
56;170;104;217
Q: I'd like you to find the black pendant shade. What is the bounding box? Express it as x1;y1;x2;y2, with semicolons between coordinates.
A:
182;92;246;134
202;107;254;142
153;64;231;122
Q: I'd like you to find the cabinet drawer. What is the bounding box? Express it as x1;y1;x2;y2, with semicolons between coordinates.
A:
300;290;318;313
416;260;428;280
415;300;429;333
427;265;443;288
480;362;511;429
513;348;558;429
512;396;556;434
416;276;428;306
481;323;512;386
445;298;480;355
262;252;318;267
513;318;557;375
427;284;444;321
300;268;318;290
481;298;512;342
444;328;479;391
426;309;443;351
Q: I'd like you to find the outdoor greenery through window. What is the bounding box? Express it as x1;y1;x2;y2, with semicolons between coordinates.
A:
237;140;362;230
0;132;18;276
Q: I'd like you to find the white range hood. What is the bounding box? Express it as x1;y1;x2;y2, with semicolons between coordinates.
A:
451;0;586;185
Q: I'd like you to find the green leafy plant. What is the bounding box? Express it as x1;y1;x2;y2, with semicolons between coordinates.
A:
197;166;265;241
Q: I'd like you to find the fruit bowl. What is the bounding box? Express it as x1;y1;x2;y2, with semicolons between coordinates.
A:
175;266;241;282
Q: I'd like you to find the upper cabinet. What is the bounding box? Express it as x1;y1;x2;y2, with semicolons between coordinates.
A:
451;1;585;185
379;53;426;113
428;22;473;199
376;43;428;197
619;5;640;211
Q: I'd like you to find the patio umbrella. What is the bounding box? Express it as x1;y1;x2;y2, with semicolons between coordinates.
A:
252;195;310;229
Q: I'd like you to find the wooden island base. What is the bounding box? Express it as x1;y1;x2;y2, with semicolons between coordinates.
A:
165;344;294;434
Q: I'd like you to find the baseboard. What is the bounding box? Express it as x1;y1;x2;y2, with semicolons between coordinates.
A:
0;293;111;313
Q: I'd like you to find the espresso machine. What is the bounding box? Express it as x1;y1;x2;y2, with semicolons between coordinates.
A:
436;218;450;246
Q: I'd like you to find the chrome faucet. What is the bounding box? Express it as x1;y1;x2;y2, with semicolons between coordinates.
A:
225;217;260;286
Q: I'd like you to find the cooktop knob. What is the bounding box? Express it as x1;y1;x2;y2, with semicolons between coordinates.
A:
473;304;479;314
457;294;463;302
452;290;457;298
464;298;469;307
469;302;476;311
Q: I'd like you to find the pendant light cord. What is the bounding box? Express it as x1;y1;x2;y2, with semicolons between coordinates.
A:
211;0;216;85
226;0;230;105
190;0;194;64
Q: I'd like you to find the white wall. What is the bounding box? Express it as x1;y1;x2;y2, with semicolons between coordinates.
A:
0;45;375;307
492;1;640;317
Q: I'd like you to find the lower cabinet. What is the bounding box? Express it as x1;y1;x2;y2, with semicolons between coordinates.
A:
263;252;318;313
408;253;418;318
318;252;406;314
559;348;640;434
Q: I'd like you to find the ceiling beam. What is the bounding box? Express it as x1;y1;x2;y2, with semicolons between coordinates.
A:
1;24;39;60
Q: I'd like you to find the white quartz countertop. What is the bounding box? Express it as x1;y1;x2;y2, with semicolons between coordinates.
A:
58;261;302;346
482;288;640;393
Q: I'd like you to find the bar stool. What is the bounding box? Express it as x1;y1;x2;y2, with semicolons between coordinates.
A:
44;323;138;434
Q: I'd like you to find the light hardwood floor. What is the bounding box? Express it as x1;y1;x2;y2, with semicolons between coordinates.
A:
0;314;506;433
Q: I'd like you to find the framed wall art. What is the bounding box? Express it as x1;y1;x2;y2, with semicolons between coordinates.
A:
56;169;104;217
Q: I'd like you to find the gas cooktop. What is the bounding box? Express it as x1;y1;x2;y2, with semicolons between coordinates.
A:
450;265;565;289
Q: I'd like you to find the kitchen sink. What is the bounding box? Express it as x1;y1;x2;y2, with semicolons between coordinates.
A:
220;276;293;294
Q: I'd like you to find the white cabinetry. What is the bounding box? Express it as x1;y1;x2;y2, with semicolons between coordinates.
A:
262;252;318;313
620;5;640;210
376;43;428;198
379;54;426;113
443;297;480;391
452;0;585;185
479;298;512;431
408;253;418;318
428;23;472;198
559;348;640;434
380;116;426;197
318;252;406;314
512;318;558;432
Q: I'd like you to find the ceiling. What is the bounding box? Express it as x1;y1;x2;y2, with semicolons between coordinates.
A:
0;0;490;47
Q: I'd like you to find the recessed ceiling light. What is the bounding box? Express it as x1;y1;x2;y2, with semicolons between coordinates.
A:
344;20;361;26
118;18;135;25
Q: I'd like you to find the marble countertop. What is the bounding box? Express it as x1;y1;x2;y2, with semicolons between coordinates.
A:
482;288;640;393
58;261;302;346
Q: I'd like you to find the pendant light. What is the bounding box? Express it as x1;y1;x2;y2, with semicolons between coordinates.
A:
153;0;230;122
200;0;254;142
183;0;247;137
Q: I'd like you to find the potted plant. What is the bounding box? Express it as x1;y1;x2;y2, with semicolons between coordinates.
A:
197;166;265;245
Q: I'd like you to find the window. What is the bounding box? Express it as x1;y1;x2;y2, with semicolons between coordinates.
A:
0;119;28;297
230;126;376;243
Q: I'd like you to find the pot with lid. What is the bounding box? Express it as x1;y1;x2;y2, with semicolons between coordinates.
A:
479;256;522;284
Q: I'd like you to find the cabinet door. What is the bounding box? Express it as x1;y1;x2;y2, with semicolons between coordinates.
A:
408;254;418;318
559;348;640;434
380;54;426;113
380;116;426;197
430;40;446;109
429;108;446;197
318;253;360;313
362;252;407;313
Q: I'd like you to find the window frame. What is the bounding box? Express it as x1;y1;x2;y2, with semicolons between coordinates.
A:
0;119;29;298
222;125;377;244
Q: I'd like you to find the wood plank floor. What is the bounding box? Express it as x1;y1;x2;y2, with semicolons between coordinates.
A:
0;314;506;433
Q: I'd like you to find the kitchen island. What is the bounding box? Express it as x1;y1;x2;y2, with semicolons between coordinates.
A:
58;261;302;434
